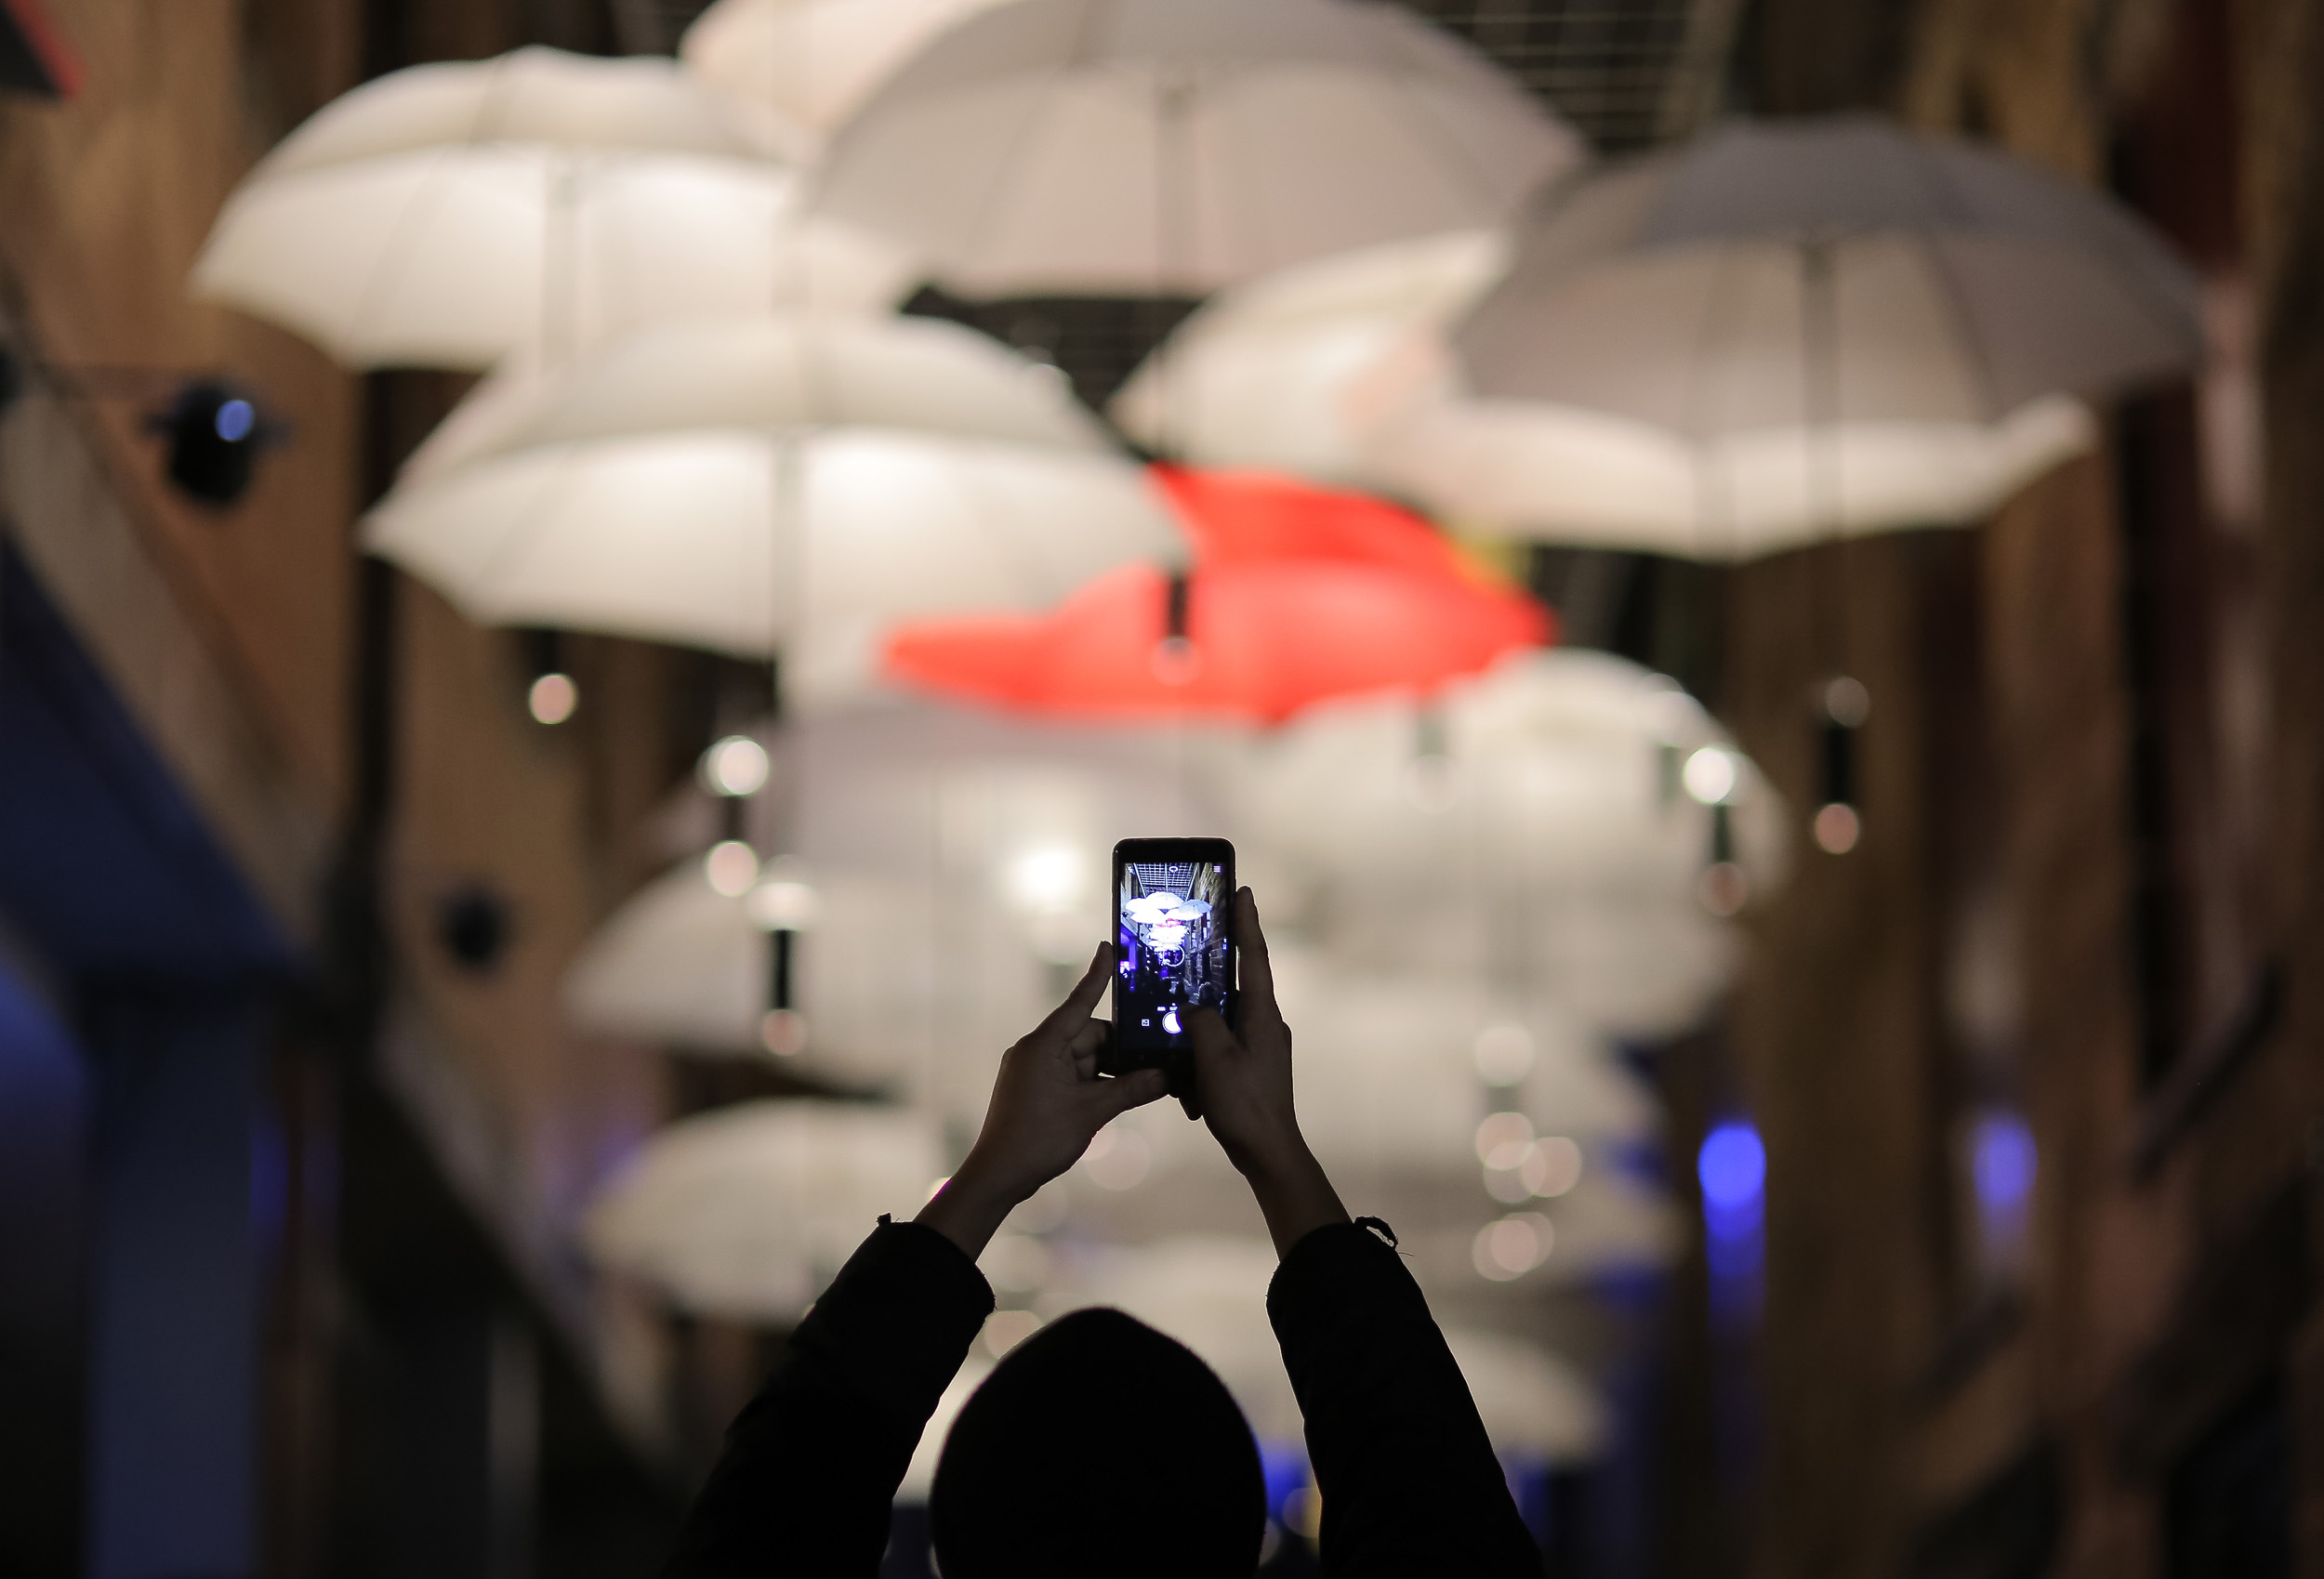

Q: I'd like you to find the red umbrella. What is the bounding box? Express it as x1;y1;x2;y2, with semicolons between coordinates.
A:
883;468;1552;724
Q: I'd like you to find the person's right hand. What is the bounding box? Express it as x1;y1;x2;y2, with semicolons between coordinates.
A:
1186;888;1349;1256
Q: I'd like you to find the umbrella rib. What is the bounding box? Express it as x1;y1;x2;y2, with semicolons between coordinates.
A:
1914;232;2009;421
458;444;609;619
1358;38;1528;222
944;47;1093;286
344;143;472;360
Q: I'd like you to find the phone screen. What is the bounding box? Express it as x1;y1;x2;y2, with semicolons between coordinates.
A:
1111;839;1234;1066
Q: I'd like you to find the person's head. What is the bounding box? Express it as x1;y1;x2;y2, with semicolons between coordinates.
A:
931;1308;1266;1579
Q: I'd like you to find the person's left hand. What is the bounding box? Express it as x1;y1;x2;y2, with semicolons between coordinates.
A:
917;942;1168;1259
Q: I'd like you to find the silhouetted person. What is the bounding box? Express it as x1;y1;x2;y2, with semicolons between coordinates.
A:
663;889;1541;1578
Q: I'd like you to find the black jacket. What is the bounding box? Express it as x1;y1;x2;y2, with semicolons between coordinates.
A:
662;1217;1542;1577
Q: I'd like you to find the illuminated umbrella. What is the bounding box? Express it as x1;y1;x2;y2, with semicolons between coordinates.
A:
808;0;1584;296
563;704;1228;1118
1422;114;2201;559
584;1099;945;1319
885;556;1544;724
364;315;1182;659
1109;227;2100;545
681;0;1016;139
884;467;1548;723
1238;650;1786;1035
1109;228;1507;483
191;47;913;369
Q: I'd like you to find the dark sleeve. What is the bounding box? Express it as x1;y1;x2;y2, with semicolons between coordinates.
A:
1268;1219;1541;1579
661;1218;995;1579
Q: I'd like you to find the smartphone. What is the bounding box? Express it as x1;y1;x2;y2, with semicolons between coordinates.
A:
1105;837;1235;1076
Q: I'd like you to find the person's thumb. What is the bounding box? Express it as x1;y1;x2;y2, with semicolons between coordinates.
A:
1092;1067;1168;1122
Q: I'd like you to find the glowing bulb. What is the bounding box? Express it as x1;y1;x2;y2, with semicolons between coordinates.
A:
1007;845;1083;913
1824;676;1870;727
1683;745;1739;806
1698;1122;1765;1209
1474;1112;1535;1170
214;399;256;442
759;1008;808;1058
702;735;769;797
746;877;819;931
1472;1213;1552;1281
1814;802;1861;854
1472;1023;1535;1086
1698;862;1748;916
982;1309;1043;1358
1525;1136;1584;1198
704;839;759;897
528;672;577;725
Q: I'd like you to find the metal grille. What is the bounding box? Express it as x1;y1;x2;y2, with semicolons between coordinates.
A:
643;0;1738;152
1126;862;1202;898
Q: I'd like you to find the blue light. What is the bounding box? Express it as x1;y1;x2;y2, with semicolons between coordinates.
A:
1972;1112;2036;1214
214;398;256;443
1697;1122;1764;1210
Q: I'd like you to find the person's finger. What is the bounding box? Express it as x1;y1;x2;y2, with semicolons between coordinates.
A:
1092;1067;1167;1120
1036;942;1115;1039
1187;1005;1239;1075
1065;1019;1109;1078
1232;888;1284;1035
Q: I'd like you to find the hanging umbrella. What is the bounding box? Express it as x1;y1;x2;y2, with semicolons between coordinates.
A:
1109;227;2101;546
363;315;1182;659
584;1099;945;1320
807;0;1584;297
681;0;1017;140
884;555;1545;724
1236;649;1786;1035
1109;228;1508;483
883;466;1549;723
1410;114;2201;559
191;46;911;370
564;703;1229;1117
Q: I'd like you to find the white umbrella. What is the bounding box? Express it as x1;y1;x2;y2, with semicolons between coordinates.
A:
1371;385;2098;557
192;47;910;370
1045;1236;1605;1457
364;315;1183;658
1236;649;1787;1036
809;0;1584;296
681;0;1017;139
1108;228;1507;483
584;1099;945;1320
564;704;1230;1117
1106;227;2101;547
1425;114;2201;559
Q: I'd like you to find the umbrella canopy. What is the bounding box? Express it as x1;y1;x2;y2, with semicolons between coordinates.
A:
1110;228;1507;483
563;703;1229;1116
1422;116;2199;557
884;556;1545;724
681;0;1016;138
192;47;910;369
883;466;1549;723
1111;227;2101;552
809;0;1584;296
583;1099;945;1319
1237;649;1787;1035
364;316;1182;659
1372;387;2099;559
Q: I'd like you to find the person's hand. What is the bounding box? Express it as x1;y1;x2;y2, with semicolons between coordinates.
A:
1185;889;1349;1257
917;942;1168;1260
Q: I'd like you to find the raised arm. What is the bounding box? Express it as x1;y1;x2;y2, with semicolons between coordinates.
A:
1187;892;1541;1578
663;947;1168;1578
